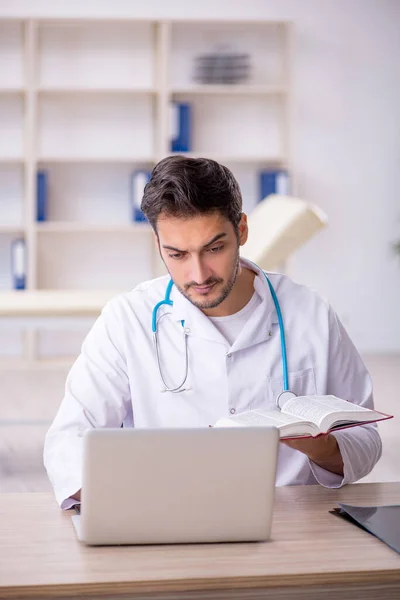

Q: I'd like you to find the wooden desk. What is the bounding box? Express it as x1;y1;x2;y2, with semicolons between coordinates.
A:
0;483;399;599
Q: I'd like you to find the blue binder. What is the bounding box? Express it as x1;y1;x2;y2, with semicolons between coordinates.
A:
11;238;26;290
259;170;290;201
131;170;151;222
170;102;192;153
36;171;47;222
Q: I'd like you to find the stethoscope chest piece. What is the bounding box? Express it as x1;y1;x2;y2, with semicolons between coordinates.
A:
276;390;296;411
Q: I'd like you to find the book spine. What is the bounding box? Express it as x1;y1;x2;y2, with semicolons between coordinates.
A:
130;170;151;222
170;102;191;152
11;238;26;290
36;171;47;222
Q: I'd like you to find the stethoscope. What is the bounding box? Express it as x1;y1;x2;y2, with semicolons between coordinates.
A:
152;263;296;410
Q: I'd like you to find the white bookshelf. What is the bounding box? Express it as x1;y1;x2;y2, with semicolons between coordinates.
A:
170;85;287;95
0;94;24;160
0;17;293;366
0;290;120;317
0;21;24;89
35;222;151;233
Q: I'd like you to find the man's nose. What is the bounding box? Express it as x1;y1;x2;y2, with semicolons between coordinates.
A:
190;256;212;284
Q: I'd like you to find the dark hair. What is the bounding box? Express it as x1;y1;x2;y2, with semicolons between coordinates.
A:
141;155;242;232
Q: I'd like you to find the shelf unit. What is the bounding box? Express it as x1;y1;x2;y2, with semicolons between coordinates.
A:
0;17;293;365
0;289;121;317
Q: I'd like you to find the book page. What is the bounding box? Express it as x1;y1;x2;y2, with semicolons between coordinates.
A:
282;395;376;431
214;409;319;437
234;410;299;428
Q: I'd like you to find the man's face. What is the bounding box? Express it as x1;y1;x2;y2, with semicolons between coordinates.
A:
156;212;248;311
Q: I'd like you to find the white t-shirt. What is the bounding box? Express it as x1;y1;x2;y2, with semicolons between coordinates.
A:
209;291;262;346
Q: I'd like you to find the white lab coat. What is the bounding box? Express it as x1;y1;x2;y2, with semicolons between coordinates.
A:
44;259;382;508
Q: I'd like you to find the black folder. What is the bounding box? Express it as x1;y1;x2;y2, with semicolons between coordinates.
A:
330;503;400;554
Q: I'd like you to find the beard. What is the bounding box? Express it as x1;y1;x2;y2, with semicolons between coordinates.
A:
175;250;240;310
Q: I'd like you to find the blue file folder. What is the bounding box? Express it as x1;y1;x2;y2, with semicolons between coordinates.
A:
11;238;26;290
36;171;47;222
131;170;151;222
259;170;290;201
170;102;192;153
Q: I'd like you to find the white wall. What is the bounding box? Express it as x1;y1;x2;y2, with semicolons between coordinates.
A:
1;0;399;353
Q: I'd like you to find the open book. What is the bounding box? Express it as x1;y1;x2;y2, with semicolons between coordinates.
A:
214;395;392;439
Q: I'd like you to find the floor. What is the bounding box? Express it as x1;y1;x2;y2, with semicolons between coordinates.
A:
0;354;399;493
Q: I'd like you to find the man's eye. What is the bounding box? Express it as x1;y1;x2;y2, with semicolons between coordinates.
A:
168;253;183;260
209;246;223;253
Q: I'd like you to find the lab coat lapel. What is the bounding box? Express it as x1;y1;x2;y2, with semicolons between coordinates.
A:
230;273;278;352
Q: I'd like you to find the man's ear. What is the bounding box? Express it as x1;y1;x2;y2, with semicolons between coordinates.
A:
238;213;248;247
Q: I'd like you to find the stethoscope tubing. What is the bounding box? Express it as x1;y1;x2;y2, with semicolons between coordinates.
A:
152;263;293;407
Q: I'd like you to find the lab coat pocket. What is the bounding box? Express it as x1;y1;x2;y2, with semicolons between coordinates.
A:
267;367;317;408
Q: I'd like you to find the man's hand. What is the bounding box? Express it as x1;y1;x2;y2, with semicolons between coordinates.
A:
281;433;344;476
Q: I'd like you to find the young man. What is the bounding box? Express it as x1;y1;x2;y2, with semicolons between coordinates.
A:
44;156;382;509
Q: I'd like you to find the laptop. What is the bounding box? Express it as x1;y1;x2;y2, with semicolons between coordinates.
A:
71;426;279;545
